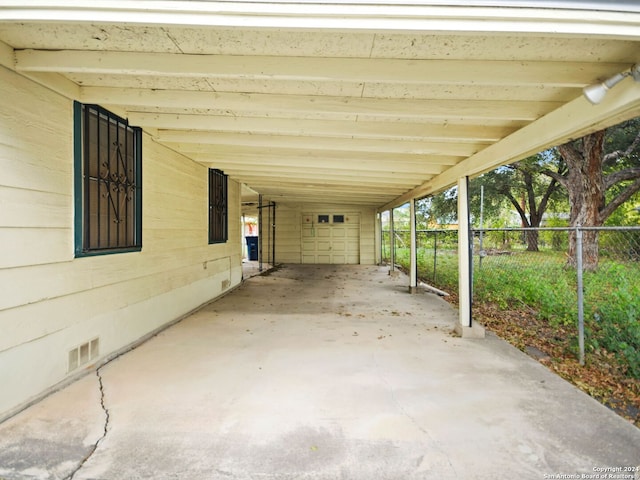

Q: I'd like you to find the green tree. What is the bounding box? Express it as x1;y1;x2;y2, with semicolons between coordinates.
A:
545;118;640;270
419;152;566;251
482;152;565;251
417;178;509;229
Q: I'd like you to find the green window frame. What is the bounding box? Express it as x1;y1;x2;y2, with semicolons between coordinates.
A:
209;168;228;244
74;102;142;256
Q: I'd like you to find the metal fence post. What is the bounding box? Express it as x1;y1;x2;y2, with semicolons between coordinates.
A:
389;209;395;272
576;226;585;366
433;231;438;284
479;185;484;268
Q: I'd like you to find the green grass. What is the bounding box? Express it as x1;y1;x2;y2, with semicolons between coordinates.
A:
388;247;640;378
473;251;577;325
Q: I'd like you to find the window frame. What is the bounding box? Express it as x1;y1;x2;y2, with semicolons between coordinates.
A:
208;168;228;244
73;102;143;257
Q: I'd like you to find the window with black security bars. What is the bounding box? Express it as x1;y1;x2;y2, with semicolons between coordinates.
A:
75;103;142;256
209;169;228;244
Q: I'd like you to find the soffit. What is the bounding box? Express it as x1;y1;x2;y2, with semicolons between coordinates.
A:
0;2;639;208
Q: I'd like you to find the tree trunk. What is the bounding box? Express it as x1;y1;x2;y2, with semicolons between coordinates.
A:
558;132;605;271
503;186;540;251
525;229;539;252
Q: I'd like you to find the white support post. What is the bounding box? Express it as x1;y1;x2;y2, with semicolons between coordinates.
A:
389;209;395;273
456;177;484;338
409;198;418;293
375;212;382;265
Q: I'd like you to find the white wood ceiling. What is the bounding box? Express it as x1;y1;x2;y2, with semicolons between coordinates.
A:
0;1;639;209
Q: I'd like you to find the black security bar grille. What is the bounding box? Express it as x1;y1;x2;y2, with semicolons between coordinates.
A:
209;168;228;244
82;104;141;253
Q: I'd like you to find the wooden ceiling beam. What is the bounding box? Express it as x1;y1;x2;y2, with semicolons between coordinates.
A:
16;49;625;88
158;132;485;156
246;186;396;200
129;113;512;143
83;87;560;121
205;162;441;179
225;172;426;188
191;149;461;168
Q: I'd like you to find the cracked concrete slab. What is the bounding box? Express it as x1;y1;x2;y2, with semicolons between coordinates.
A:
64;370;110;480
0;265;638;480
0;372;104;480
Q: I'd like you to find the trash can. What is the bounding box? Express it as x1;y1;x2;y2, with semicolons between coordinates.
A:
245;236;258;261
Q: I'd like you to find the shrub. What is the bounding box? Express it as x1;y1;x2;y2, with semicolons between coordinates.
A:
586;264;640;378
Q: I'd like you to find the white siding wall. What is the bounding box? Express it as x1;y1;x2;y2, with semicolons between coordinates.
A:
0;67;242;420
274;203;376;265
360;209;376;265
274;203;302;264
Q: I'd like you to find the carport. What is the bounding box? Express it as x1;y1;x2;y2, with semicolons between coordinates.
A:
1;1;640;334
1;265;638;479
1;1;640;477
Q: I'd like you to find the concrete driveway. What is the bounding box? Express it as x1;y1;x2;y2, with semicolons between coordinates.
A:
0;264;638;480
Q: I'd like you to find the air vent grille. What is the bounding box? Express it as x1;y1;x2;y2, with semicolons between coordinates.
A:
68;337;99;373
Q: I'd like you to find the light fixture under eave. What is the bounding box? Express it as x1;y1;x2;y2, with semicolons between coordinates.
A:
583;64;640;105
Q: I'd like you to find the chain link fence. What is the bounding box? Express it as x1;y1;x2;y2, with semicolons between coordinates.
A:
382;226;640;376
382;229;460;288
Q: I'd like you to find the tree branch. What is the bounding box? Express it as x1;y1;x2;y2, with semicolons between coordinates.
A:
558;142;583;167
523;171;538;218
541;168;568;188
604;167;640;190
504;190;530;227
599;177;640;223
603;129;640;163
537;179;559;223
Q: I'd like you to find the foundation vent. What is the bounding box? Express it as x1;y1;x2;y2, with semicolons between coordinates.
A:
68;338;99;373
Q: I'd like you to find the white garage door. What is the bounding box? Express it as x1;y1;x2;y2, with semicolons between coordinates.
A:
302;213;360;264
